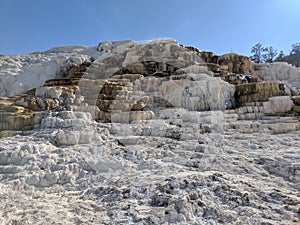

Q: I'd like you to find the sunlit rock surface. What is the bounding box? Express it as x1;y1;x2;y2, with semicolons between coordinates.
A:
254;62;300;88
0;39;299;224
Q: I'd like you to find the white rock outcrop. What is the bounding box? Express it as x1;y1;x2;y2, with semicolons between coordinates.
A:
122;39;204;68
35;111;109;146
159;74;235;111
263;96;294;114
254;62;300;88
35;86;63;99
0;46;101;97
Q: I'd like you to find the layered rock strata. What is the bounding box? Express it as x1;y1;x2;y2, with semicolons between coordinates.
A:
1;39;299;136
0;39;299;224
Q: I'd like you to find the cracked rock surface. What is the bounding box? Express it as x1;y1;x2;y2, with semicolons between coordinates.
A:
0;120;299;224
0;39;300;224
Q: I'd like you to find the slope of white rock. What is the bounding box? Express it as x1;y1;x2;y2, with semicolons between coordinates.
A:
0;113;299;224
0;46;104;97
254;62;300;88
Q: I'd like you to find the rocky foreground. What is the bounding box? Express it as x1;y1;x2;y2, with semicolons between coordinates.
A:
0;39;299;224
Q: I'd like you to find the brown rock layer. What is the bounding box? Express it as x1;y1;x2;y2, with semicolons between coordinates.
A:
199;52;253;75
66;61;92;78
217;53;253;75
235;83;286;105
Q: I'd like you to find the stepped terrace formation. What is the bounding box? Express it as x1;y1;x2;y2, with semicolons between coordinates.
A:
0;39;299;224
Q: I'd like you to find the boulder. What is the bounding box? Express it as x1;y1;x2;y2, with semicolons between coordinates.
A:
159;74;235;111
263;96;294;115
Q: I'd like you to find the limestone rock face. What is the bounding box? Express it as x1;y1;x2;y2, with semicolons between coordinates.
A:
0;110;37;133
66;61;92;78
200;52;253;75
122;39;204;69
0;39;300;225
217;53;253;75
35;110;108;145
0;78;83;136
0;95;39;135
235;82;286;105
200;51;218;64
159;75;235;111
90;73;235;122
254;62;300;88
0;45;105;97
73;40;237;122
0;39;299;131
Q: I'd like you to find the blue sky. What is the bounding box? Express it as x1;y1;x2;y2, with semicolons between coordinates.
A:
0;0;299;56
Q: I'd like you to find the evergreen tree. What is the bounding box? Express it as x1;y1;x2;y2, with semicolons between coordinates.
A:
250;43;265;63
250;42;300;66
275;50;285;62
263;46;278;63
284;43;300;66
290;43;300;55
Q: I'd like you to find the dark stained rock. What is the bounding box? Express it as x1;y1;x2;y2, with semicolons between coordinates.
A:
184;46;201;53
221;74;248;85
199;51;253;75
292;96;300;105
292;105;300;113
217;53;253;75
200;51;218;64
114;61;178;76
66;61;92;78
44;78;81;86
235;82;286;105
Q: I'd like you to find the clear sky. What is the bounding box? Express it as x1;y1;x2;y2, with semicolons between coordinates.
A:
0;0;299;56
